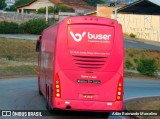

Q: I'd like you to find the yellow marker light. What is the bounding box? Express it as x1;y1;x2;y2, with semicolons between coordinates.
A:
118;87;122;91
56;85;60;88
117;96;121;100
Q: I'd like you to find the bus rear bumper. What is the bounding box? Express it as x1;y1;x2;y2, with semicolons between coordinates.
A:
53;98;123;112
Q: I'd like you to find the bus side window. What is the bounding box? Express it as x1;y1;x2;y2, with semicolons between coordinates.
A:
36;35;42;52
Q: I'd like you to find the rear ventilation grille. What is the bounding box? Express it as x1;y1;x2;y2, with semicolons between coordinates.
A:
72;55;107;69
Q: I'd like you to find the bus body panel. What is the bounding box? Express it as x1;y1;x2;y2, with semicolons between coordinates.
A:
54;98;122;111
39;24;58;99
38;16;124;112
59;70;120;101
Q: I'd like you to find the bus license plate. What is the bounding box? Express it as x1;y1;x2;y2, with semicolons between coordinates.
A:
83;94;93;99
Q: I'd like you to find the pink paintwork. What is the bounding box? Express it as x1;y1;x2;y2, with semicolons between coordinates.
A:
37;16;124;112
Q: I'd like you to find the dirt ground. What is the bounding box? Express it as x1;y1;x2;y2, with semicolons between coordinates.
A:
125;97;160;119
0;38;160;78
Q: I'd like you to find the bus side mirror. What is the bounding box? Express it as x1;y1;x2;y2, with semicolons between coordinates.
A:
36;35;42;52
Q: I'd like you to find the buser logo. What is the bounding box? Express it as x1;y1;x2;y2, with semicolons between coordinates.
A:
70;31;112;42
70;31;86;42
88;32;111;40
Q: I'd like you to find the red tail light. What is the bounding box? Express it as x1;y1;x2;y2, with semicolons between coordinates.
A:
54;73;61;98
116;77;123;101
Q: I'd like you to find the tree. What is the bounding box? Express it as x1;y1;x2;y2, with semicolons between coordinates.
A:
38;6;54;14
19;19;49;34
83;0;104;6
5;0;32;11
15;0;33;7
53;3;75;14
0;0;6;10
5;5;16;11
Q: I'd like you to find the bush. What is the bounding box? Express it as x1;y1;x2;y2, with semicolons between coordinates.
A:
38;4;74;14
133;58;139;64
0;21;19;34
6;55;15;61
38;6;54;14
0;19;49;34
37;7;46;14
129;33;136;38
137;58;158;76
129;52;134;57
20;19;49;34
125;60;133;70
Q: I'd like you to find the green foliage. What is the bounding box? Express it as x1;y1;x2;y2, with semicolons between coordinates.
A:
5;5;16;11
6;55;15;61
0;0;6;10
19;19;49;34
0;21;19;34
0;19;49;34
5;0;32;11
129;52;134;57
54;3;75;14
137;57;158;76
133;58;139;64
129;33;136;38
38;6;54;14
84;0;104;6
15;0;33;7
125;60;133;70
37;7;46;14
37;4;74;14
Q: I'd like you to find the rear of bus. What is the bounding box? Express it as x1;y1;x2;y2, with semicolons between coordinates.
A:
53;16;124;111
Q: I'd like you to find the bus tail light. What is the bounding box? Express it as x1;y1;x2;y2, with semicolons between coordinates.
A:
54;73;61;98
116;77;123;101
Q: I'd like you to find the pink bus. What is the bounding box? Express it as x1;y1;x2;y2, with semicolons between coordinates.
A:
36;16;124;113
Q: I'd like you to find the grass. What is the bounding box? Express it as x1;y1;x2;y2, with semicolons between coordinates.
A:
0;38;37;62
126;97;160;119
0;38;38;78
0;65;37;77
0;38;160;78
124;72;159;80
125;48;160;71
